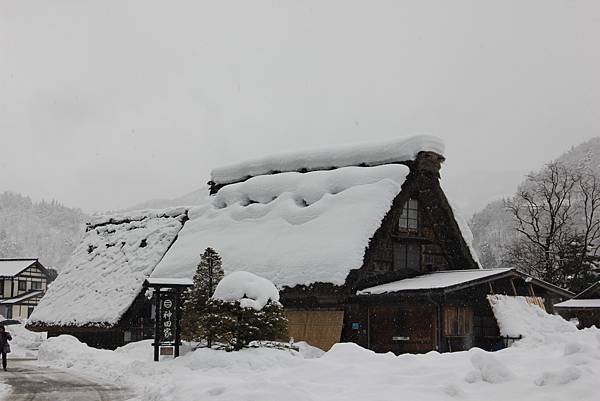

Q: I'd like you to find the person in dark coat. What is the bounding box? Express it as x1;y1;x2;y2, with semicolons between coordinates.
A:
0;326;11;371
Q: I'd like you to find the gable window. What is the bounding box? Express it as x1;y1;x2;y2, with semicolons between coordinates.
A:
399;199;419;232
18;281;27;291
393;243;421;271
32;281;42;290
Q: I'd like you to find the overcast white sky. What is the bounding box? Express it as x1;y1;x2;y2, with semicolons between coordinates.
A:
1;1;599;215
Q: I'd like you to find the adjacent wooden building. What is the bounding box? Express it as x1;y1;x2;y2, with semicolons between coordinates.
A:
0;258;51;319
555;281;600;328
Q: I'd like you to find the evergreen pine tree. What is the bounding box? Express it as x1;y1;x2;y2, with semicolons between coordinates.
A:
181;247;224;346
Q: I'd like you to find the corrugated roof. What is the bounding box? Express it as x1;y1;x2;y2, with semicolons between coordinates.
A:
358;268;513;295
0;259;37;277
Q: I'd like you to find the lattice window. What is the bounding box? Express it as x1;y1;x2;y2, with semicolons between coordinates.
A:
393;243;421;271
399;199;419;232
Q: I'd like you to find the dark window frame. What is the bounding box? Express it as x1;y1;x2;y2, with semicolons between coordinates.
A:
393;242;421;271
398;198;419;233
31;281;42;290
18;280;27;291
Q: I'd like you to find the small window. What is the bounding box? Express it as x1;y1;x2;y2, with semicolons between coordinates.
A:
393;243;421;271
18;281;27;291
399;199;419;232
31;281;42;290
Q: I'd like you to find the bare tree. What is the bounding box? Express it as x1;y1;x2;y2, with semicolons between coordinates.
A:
505;162;600;292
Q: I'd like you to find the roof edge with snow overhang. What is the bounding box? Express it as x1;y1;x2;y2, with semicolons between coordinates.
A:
357;268;574;298
554;299;600;309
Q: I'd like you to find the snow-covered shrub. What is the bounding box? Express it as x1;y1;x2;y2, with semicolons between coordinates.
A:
209;271;288;351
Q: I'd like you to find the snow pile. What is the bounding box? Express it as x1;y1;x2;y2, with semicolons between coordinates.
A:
152;165;409;287
36;314;600;401
465;349;514;384
488;295;578;339
212;271;280;310
211;134;445;186
2;319;46;359
0;384;10;400
29;208;188;327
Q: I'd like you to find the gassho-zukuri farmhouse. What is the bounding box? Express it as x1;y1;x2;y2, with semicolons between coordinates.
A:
27;135;573;353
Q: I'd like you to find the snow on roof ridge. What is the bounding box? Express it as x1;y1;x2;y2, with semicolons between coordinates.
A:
210;134;444;186
87;206;189;228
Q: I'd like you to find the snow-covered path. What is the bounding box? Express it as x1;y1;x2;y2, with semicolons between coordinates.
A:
0;360;131;401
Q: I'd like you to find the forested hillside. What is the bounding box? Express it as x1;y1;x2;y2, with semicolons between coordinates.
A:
471;137;600;288
0;192;87;269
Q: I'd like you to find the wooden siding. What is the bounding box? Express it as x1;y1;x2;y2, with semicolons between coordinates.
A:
367;304;436;354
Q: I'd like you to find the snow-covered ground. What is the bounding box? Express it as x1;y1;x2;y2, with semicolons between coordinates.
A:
0;383;10;400
0;317;45;360
25;297;600;401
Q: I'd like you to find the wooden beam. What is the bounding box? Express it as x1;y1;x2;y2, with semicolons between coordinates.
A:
488;282;495;294
510;279;518;296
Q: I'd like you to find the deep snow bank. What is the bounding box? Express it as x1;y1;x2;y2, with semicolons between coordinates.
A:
0;317;46;359
488;295;578;340
35;303;600;401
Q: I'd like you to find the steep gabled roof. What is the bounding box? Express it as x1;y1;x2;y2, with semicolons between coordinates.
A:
151;135;478;288
28;208;188;328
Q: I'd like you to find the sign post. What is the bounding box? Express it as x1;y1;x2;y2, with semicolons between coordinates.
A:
144;278;193;362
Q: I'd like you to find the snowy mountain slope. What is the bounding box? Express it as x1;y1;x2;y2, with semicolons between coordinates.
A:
470;137;600;269
123;187;210;211
0;192;87;270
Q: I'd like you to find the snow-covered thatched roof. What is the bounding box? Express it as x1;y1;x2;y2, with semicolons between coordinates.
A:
152;164;410;287
28;208;188;328
30;135;481;326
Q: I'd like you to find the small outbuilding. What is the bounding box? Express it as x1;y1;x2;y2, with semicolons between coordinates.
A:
555;281;600;328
